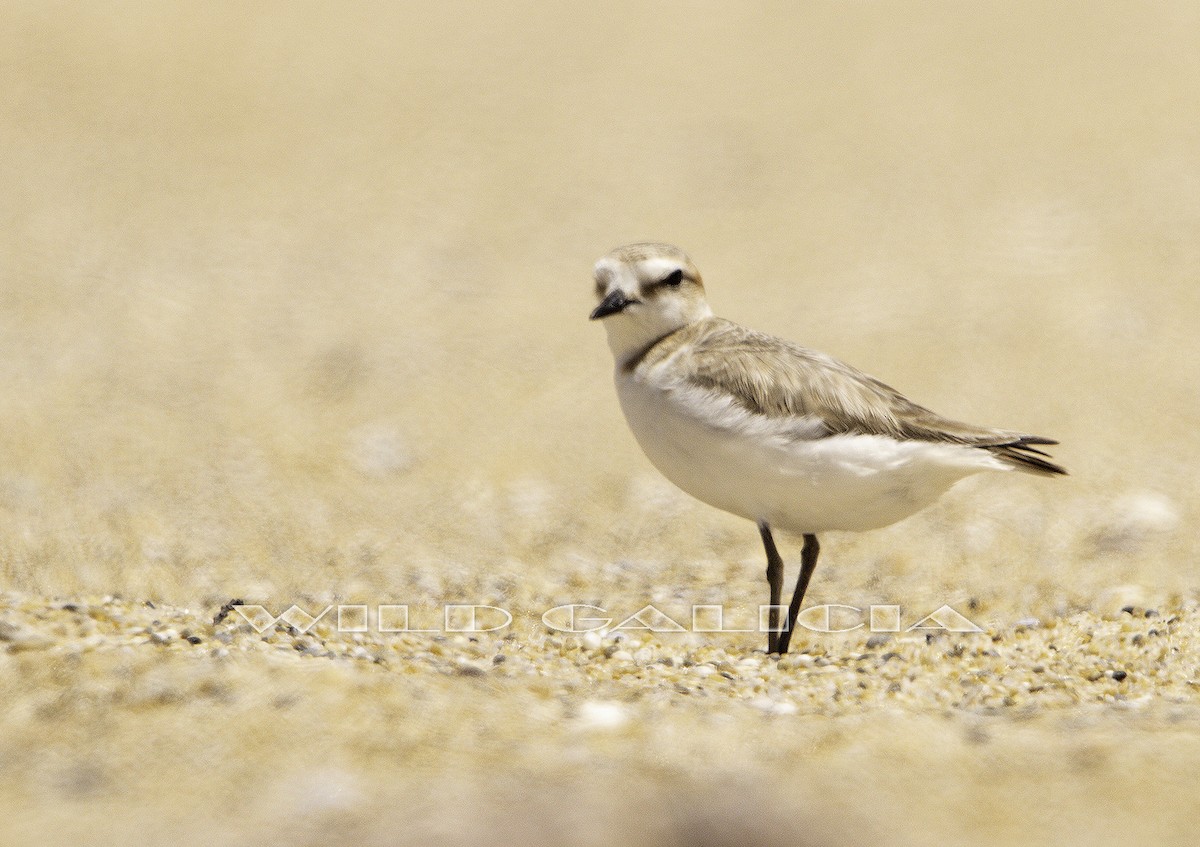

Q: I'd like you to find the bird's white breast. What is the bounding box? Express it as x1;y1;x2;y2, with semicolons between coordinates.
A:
614;362;1005;534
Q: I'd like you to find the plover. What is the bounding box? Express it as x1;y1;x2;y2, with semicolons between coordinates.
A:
590;242;1065;655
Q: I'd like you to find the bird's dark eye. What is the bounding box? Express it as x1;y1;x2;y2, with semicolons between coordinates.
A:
662;269;684;286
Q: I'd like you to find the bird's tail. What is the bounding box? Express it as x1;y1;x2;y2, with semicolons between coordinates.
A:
986;436;1067;476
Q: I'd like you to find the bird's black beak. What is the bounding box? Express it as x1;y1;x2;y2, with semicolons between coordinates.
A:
590;290;634;320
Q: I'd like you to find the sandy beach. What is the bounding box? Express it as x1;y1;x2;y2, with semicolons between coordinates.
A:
0;3;1197;844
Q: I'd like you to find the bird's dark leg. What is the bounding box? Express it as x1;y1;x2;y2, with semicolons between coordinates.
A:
777;534;820;655
759;521;784;654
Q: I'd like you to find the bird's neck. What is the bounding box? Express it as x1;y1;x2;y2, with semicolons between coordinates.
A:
605;306;713;371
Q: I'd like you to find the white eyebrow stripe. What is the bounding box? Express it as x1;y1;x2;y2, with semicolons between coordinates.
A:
638;257;684;280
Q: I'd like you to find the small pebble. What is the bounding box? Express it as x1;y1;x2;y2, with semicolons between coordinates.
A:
777;653;816;670
455;660;487;677
749;697;797;716
577;701;629;730
0;623;53;651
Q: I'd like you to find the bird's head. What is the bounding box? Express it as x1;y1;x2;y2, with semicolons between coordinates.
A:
590;242;712;365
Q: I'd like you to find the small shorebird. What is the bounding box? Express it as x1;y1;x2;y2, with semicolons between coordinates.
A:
590;242;1065;655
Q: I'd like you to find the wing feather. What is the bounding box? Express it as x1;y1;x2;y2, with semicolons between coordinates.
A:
667;318;1065;476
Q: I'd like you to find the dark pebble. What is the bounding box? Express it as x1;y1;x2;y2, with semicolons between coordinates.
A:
1112;670;1128;682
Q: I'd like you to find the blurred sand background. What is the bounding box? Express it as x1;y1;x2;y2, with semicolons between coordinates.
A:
0;2;1198;845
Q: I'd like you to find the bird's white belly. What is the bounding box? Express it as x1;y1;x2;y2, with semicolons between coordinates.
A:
616;372;1004;533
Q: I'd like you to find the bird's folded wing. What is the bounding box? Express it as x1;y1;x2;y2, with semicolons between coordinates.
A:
679;319;1045;448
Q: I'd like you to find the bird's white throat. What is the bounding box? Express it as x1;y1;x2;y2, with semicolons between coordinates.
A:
602;301;713;368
